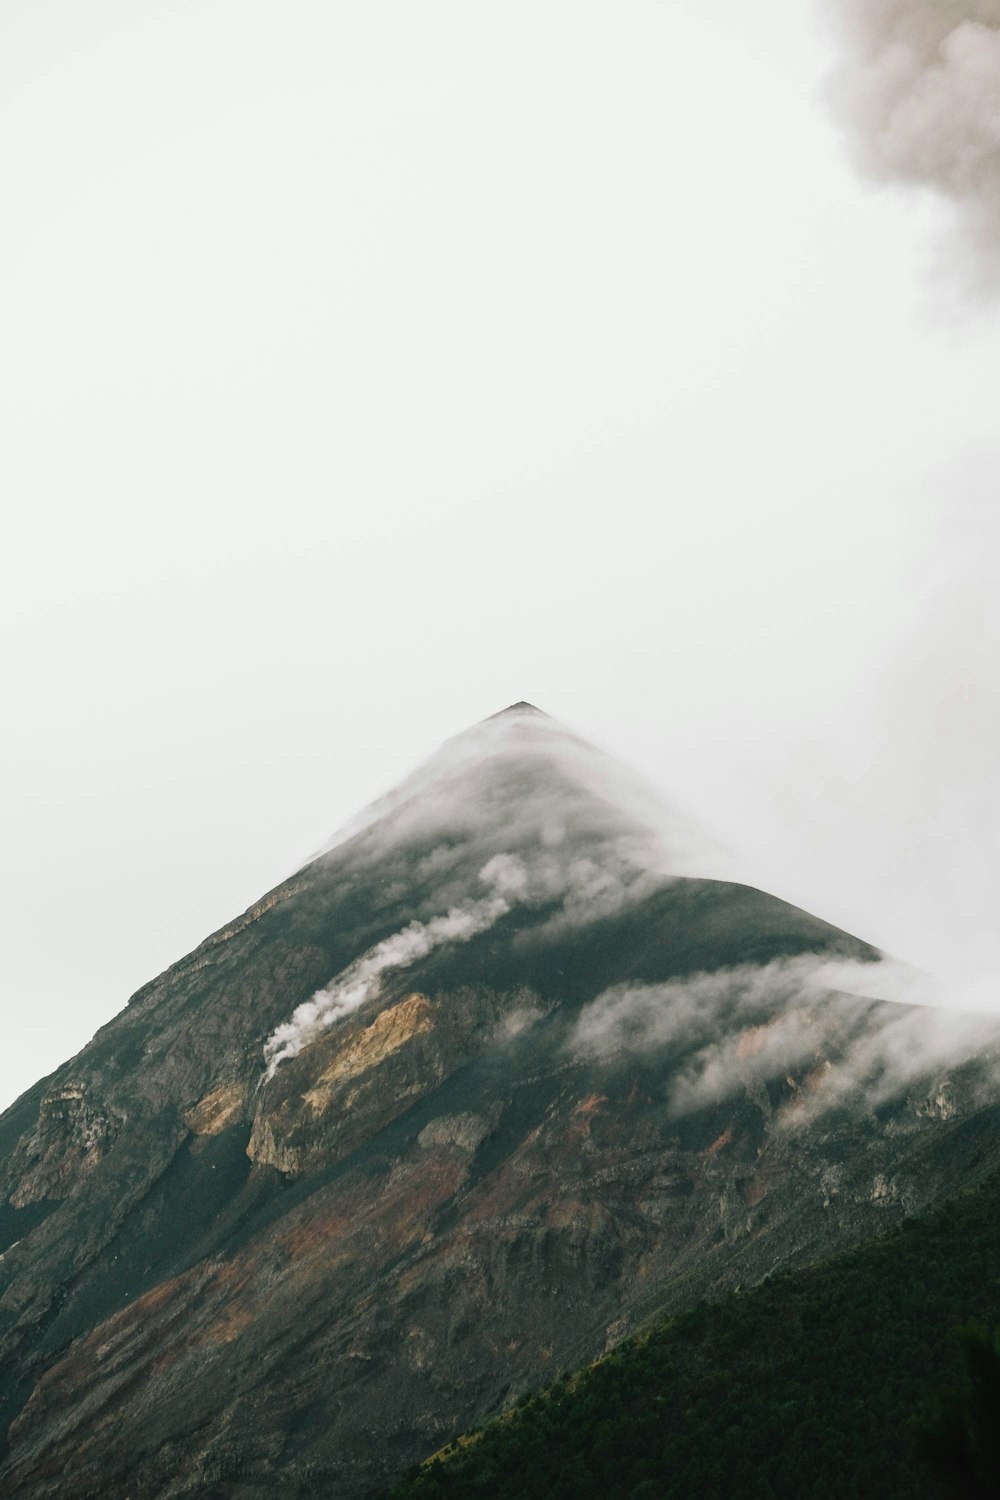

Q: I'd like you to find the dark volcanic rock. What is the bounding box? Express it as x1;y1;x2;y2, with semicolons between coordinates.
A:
1;707;999;1499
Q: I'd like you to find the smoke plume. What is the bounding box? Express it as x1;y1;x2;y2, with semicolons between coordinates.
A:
826;0;1000;289
263;854;527;1075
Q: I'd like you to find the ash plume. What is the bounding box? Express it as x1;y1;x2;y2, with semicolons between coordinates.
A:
826;0;1000;290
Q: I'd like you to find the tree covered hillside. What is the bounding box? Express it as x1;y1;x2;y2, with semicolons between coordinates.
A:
384;1165;1000;1500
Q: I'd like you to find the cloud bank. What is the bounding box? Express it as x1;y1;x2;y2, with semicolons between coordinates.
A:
573;954;1000;1121
826;0;1000;289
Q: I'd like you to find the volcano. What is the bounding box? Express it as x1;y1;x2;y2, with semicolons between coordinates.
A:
1;705;998;1498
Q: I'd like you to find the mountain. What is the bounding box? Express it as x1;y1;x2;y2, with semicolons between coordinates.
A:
385;1159;1000;1500
1;704;998;1499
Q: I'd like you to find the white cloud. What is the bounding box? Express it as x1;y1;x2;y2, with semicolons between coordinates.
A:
572;954;1000;1120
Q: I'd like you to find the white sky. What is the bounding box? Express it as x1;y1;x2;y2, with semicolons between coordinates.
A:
2;0;998;1110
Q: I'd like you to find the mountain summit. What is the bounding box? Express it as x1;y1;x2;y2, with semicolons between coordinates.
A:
1;711;998;1498
486;699;549;717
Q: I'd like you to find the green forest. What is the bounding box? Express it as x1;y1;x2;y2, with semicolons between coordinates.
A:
384;1166;1000;1499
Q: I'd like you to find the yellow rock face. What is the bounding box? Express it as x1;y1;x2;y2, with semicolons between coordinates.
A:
304;994;434;1113
184;1083;245;1136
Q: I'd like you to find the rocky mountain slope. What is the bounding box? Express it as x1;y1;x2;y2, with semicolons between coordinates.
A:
384;1158;1000;1500
1;704;998;1498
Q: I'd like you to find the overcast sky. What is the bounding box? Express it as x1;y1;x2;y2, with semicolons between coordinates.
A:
3;0;998;1110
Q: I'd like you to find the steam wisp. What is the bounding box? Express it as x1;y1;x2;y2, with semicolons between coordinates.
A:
263;854;527;1076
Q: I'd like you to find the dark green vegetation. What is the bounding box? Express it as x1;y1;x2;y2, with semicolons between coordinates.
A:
912;1323;1000;1499
386;1167;1000;1500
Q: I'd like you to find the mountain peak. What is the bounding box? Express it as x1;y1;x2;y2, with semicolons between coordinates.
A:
485;701;549;720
